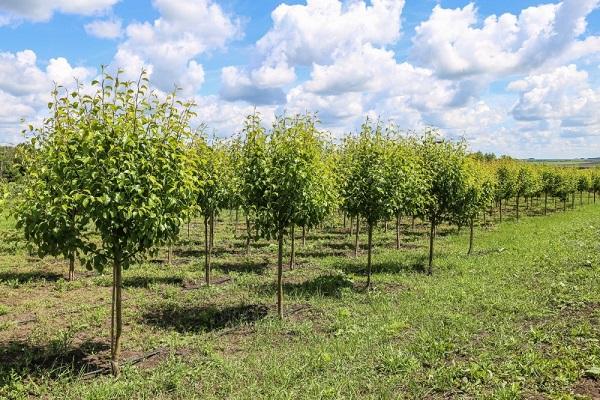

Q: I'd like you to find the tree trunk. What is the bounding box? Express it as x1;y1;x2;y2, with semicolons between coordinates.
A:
499;199;503;222
544;192;548;216
516;195;520;221
354;218;360;257
204;215;211;286
411;215;415;230
210;210;215;250
343;213;346;229
110;259;123;377
395;213;401;250
384;220;388;233
245;215;251;255
572;193;575;209
167;245;172;265
563;199;566;212
302;225;306;247
234;209;239;238
580;191;583;206
349;216;353;237
187;219;190;239
366;222;373;289
277;228;284;319
428;216;436;275
289;225;295;270
68;251;75;281
468;216;474;255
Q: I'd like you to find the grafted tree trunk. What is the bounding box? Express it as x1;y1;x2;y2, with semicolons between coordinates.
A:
277;228;284;319
499;199;503;222
395;213;401;250
167;245;172;265
68;251;75;281
302;225;306;247
245;215;251;255
468;216;474;255
110;258;123;377
428;216;436;275
289;225;295;270
354;217;360;257
366;222;373;289
234;208;239;238
204;215;211;286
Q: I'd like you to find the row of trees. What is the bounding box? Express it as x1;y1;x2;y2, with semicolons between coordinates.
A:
12;71;599;376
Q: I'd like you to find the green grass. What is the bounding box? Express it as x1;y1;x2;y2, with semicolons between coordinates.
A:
0;200;599;399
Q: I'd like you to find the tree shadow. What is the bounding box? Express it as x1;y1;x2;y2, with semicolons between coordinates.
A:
0;339;109;383
340;256;428;275
122;275;184;288
141;303;268;333
214;260;270;275
0;270;64;284
257;274;354;299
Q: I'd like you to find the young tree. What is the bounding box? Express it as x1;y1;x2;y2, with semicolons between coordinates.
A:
388;134;428;251
457;160;495;255
261;113;334;316
494;161;516;222
193;137;234;285
341;119;396;288
514;165;538;220
239;113;270;256
420;131;469;274
20;70;197;376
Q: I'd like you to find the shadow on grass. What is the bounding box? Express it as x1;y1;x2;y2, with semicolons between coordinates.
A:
340;255;428;275
258;274;354;299
141;303;268;333
214;260;270;275
0;339;108;383
0;270;64;284
122;275;184;288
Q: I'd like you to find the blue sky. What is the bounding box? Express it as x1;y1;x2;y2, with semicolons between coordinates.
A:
0;0;599;158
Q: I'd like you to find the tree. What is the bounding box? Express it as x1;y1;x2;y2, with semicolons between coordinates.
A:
494;161;516;222
239;113;270;255
20;70;197;376
192;136;234;285
457;160;495;255
576;172;591;206
388;134;428;251
514;165;538;220
420;131;469;274
340;119;396;288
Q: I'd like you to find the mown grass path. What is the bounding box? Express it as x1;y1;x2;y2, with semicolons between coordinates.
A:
1;205;599;399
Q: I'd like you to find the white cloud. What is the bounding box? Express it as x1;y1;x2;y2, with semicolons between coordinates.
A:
112;0;240;94
509;64;600;131
85;18;123;39
411;0;600;79
0;0;119;24
221;0;405;102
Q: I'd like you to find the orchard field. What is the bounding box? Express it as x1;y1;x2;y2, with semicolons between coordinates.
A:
1;198;600;399
1;71;600;399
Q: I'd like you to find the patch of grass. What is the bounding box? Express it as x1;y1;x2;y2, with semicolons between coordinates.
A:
0;200;599;398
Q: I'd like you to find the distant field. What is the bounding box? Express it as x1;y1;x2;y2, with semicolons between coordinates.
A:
525;158;600;168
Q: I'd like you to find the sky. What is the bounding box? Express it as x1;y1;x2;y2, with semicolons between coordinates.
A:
0;0;600;158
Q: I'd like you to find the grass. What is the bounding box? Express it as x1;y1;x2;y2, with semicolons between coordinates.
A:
0;199;599;399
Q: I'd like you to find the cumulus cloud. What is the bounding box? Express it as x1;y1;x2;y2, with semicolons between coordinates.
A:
0;49;95;144
221;0;405;103
411;0;600;79
509;64;600;131
85;18;123;39
112;0;240;94
0;0;119;24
